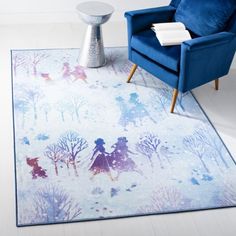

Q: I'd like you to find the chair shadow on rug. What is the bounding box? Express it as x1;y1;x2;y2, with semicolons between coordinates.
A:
124;0;236;113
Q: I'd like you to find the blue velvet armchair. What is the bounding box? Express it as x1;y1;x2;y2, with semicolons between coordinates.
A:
125;0;236;113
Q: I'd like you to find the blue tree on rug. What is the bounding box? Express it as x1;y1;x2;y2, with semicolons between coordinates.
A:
194;127;229;169
57;131;88;177
183;135;210;173
68;96;86;122
31;185;81;223
150;88;171;115
14;99;29;128
110;57;148;87
40;103;51;122
18;85;44;121
56;100;69;122
44;144;66;176
136;132;164;168
138;186;192;213
214;183;236;206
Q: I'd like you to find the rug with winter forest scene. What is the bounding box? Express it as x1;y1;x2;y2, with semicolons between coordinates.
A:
11;47;236;226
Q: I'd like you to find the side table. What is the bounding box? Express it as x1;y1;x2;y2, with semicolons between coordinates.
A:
76;1;114;68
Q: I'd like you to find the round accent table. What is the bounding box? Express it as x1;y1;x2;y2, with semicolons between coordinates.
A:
76;1;114;68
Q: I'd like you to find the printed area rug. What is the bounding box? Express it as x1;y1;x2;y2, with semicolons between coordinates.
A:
12;48;236;226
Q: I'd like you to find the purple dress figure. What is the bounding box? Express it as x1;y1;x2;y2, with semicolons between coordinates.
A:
110;137;142;180
89;138;113;180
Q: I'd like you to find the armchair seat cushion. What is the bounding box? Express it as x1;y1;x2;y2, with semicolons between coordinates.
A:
131;29;181;72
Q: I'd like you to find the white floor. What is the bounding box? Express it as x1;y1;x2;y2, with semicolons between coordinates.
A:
0;21;236;236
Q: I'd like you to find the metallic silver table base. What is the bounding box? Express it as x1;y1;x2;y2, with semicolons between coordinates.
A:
77;1;114;68
79;25;106;68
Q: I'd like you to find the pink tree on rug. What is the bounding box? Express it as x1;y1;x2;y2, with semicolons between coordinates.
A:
30;52;49;77
57;131;88;177
44;144;66;176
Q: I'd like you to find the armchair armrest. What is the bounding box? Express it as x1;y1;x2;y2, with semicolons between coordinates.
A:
125;6;176;42
179;32;236;92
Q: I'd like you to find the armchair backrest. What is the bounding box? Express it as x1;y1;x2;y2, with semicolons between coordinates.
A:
170;0;236;34
169;0;181;8
226;11;236;33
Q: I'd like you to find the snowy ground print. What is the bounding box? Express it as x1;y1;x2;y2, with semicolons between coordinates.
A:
11;48;236;226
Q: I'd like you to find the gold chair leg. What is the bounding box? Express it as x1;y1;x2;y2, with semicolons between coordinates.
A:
170;89;178;113
215;79;219;90
127;64;137;83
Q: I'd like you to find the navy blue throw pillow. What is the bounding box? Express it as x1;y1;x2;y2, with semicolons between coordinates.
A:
174;0;236;36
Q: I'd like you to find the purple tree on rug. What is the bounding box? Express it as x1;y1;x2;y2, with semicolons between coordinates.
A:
136;132;163;168
138;186;192;213
215;183;236;206
106;51;120;74
32;185;82;223
57;131;88;176
29;52;49;77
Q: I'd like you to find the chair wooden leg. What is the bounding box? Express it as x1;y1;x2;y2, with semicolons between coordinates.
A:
127;64;137;83
215;79;219;90
170;89;178;113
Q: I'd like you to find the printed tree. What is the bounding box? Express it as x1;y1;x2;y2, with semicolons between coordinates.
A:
183;135;210;173
69;96;86;122
136;132;162;168
23;86;44;120
138;186;192;212
216;183;236;206
14;99;29;128
32;185;81;223
57;131;88;176
40;103;51;122
30;52;49;76
56;100;69;122
194;127;229;169
106;51;120;74
12;54;26;77
44;144;66;176
150;88;171;115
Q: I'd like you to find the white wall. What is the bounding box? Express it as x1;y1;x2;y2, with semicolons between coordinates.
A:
0;0;170;24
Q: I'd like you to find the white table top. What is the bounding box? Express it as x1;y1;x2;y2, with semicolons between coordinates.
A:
76;1;114;17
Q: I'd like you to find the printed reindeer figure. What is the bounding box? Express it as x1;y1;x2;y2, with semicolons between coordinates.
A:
62;62;87;83
26;157;48;179
71;65;87;83
40;73;53;81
